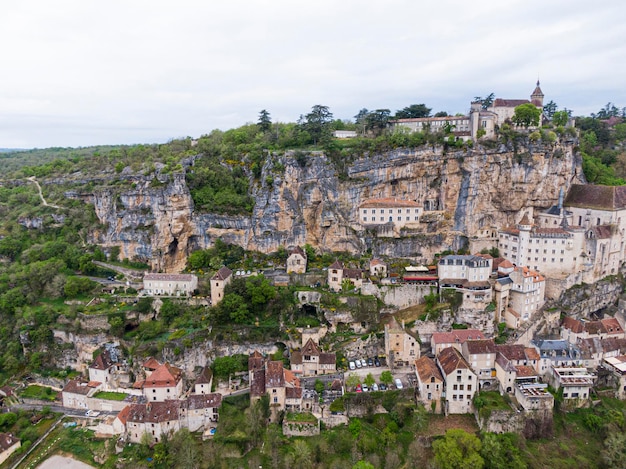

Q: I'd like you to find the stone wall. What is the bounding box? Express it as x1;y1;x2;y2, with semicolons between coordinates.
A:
361;283;432;310
282;419;320;437
476;408;553;439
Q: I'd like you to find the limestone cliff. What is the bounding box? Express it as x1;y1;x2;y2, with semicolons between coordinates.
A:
84;140;583;271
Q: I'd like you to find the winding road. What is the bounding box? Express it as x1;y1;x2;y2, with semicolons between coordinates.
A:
27;176;61;209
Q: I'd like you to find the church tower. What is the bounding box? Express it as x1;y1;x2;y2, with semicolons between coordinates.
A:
531;80;544;107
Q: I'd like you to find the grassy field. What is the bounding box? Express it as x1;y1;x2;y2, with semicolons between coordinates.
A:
92;391;128;401
19;385;58;401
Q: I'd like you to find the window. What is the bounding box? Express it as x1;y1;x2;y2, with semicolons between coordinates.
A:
453;384;458;390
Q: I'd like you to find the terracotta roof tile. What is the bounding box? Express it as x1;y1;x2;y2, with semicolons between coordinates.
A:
211;266;233;281
116;405;131;425
194;367;213;385
0;433;19;451
183;393;222;410
319;353;336;365
565;184;626;210
437;347;471;375
415;356;443;382
126;401;179;424
145;363;182;388
562;317;585;333
464;339;497;355
302;338;321;357
432;329;486;347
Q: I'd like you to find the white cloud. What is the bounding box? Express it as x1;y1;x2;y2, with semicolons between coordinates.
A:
1;0;626;147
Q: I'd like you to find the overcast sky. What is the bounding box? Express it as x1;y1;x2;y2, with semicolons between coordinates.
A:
1;0;625;149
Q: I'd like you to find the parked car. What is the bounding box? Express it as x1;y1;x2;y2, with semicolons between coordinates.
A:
356;384;362;393
362;384;369;392
367;358;374;367
371;383;379;391
349;361;356;370
394;378;403;390
379;383;387;391
374;357;381;367
355;359;362;368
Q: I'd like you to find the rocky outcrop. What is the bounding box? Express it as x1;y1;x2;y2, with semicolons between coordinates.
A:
80;141;582;271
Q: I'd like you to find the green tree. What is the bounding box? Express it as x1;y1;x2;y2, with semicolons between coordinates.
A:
480;433;526;469
345;373;361;389
602;430;626;468
380;370;393;386
365;109;391;136
543;100;558;119
364;373;375;388
512;103;541;128
352;462;375;469
258;109;272;133
433;429;484;469
395;104;431;119
300;104;333;145
474;93;495;110
552;110;569;127
314;379;325;394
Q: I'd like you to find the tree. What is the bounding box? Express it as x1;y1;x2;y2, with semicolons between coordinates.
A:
314;379;325;395
353;462;375;469
433;429;484;469
346;373;361;389
480;433;525;469
364;373;375;388
395;104;431;119
512;103;541;128
474;93;495;110
543;100;558;119
380;370;393;386
258;109;272;133
299;105;334;145
365;109;391;136
435;111;449;117
552;110;569;127
602;431;626;469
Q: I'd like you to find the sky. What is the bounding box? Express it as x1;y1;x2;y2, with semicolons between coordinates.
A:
1;0;625;149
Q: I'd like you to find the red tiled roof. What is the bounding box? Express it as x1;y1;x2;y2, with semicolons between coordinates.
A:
601;318;623;334
343;268;362;280
415;356;443;382
183;393;222;410
565;184;626;210
116;405;131;425
290;351;302;365
515;365;537;378
493;98;530;108
90;350;118;370
463;339;497;355
288;246;306;258
562;317;584;333
432;330;486;347
319;353;336;365
302;338;321;357
437;347;471;375
265;361;285;387
145;363;182;388
62;379;98;396
143;357;161;370
250;369;266;398
496;344;527;362
194;367;213;385
329;261;343;270
0;433;19;451
286;387;302;399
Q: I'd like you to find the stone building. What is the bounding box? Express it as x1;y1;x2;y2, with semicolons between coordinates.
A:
125;401;180;444
88;346;128;391
357;198;422;228
134;362;184;402
143;273;198;296
290;338;336;376
438;254;492;307
384;317;420;368
461;339;497;390
414;356;444;413
193;367;213;395
430;329;486;356
327;261;362;292
369;258;387;278
62;379;100;410
436;347;477;415
210;266;232;305
286;246;307;274
179;393;222;432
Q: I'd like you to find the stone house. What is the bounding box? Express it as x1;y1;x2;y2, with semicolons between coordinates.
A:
414;356;444;413
533;339;583;375
143;273;198;296
384;318;420;368
327;261;362;292
549;367;594;407
436;347;477;415
62;379;100;410
210;266;233;305
515;381;554;411
494;344;541;394
125;401;180;444
461;339;497;390
0;433;20;465
561;317;624;343
286;246;307;274
507;267;546;323
438;254;492;307
430;329;486;356
179;393;222;432
369;258;387;278
290;338;336;376
88;347;125;391
389;116;472;141
135;363;184;402
357;198;422;228
193;367;213;395
603;355;626;399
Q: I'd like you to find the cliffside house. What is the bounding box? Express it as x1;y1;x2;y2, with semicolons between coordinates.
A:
561;317;624;343
437;254;492;307
210;266;233;305
369;258;388;278
358;198;423;228
414;356;444;413
460;339;497;390
88;347;125;391
389;115;472;141
327;261;362;292
533;339;583;376
436;347;477;415
290;338;337;376
286;246;307;274
0;433;20;465
515;381;554;412
179;393;222;432
430;329;486;356
193;367;213;395
125;401;180;444
384;317;420;368
549;366;594;407
602;355;626;399
134;362;184;402
62;379;100;410
143;273;198;297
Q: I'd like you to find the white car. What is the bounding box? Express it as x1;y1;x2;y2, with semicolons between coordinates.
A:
355;359;362;368
349;361;356;370
371;383;379;391
362;384;369;392
394;378;403;389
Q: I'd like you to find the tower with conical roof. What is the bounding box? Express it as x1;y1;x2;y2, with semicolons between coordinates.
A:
531;80;544;107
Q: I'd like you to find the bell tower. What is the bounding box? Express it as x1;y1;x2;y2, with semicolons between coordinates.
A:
531;80;544;107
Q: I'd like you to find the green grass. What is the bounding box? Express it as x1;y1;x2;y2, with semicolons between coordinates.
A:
19;385;58;401
92;391;128;401
285;412;317;423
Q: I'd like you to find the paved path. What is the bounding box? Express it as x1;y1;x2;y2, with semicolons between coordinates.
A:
36;455;94;469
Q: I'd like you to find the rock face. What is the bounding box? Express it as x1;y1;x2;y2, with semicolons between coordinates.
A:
84;141;582;271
